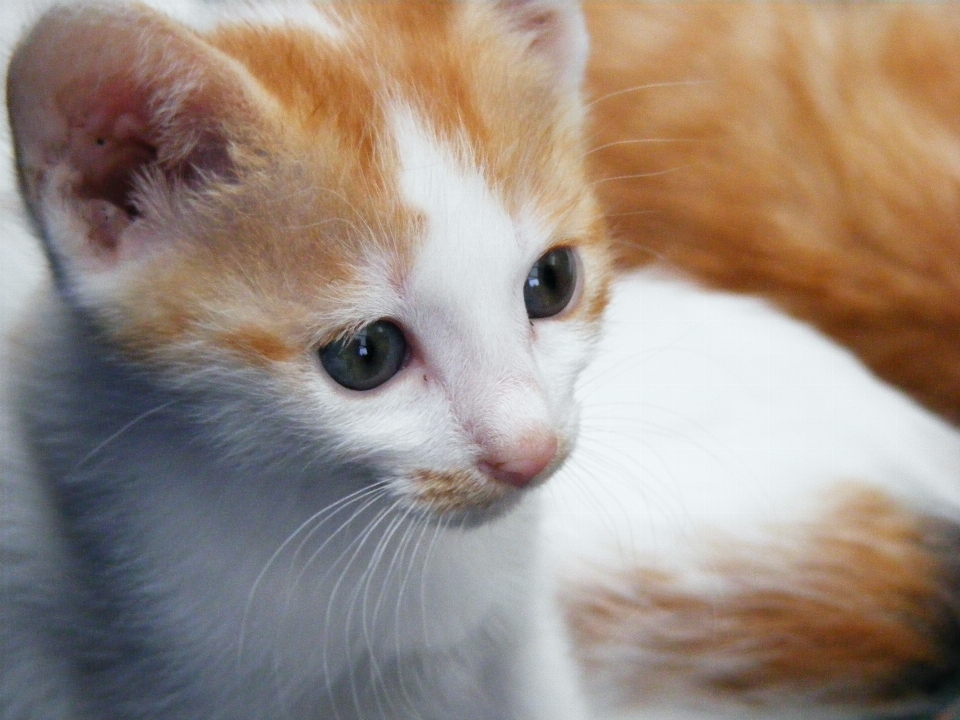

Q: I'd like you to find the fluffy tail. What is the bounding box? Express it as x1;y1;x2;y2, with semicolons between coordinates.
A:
564;487;960;717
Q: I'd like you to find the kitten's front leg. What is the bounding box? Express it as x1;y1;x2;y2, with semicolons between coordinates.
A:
320;575;593;720
507;597;595;720
405;608;594;720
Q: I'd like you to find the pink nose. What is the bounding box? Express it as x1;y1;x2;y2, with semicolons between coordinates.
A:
478;432;559;488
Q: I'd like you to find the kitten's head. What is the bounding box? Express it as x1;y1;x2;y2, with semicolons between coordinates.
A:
7;0;610;517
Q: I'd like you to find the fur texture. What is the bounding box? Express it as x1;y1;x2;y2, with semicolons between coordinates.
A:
2;1;607;718
587;3;960;424
5;2;960;720
574;4;960;717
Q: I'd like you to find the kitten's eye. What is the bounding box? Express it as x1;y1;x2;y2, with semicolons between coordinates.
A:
524;247;578;319
320;320;407;391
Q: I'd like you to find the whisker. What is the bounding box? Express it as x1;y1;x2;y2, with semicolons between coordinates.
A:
590;164;693;187
293;486;391;593
585;79;710;109
74;400;176;469
572;435;699;534
239;482;387;669
286;483;388;587
389;512;435;712
558;451;663;556
583;137;697;158
413;514;449;700
305;495;395;716
367;506;416;644
329;502;400;720
318;502;396;720
356;506;418;719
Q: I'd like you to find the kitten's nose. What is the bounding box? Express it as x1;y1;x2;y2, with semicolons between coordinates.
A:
478;432;559;488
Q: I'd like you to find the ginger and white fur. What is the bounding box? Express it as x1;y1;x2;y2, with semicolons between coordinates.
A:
3;2;960;720
2;1;605;718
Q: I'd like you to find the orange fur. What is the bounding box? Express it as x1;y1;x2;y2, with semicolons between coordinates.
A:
566;486;960;713
220;327;299;365
586;3;960;422
412;469;512;513
32;2;612;370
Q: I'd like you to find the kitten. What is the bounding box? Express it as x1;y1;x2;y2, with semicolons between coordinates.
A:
5;2;960;720
1;1;609;718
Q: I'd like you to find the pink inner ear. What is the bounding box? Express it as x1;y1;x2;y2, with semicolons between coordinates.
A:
68;88;156;220
59;81;234;254
8;3;254;270
58;84;155;253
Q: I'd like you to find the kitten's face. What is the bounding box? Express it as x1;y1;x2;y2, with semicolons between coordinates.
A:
9;1;610;515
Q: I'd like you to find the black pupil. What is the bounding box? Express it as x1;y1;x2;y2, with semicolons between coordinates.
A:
320;320;406;391
524;247;577;319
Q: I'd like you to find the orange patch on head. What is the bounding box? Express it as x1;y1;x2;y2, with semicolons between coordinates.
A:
220;327;299;365
566;485;960;712
209;24;384;179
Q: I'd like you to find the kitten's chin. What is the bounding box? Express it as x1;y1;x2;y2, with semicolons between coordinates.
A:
405;452;572;527
421;491;529;529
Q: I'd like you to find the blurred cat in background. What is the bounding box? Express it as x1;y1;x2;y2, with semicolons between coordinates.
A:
573;5;960;717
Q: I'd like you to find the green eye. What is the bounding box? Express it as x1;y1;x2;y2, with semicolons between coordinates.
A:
524;247;577;319
320;320;407;391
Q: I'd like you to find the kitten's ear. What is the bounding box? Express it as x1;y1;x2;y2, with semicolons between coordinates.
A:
493;0;590;89
6;2;263;278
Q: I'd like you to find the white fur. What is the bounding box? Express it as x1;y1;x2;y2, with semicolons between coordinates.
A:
191;0;346;41
391;103;582;465
6;2;960;720
1;2;596;719
543;269;960;718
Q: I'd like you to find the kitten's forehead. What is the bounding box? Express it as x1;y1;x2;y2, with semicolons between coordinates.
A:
203;5;578;297
391;104;546;311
